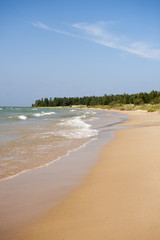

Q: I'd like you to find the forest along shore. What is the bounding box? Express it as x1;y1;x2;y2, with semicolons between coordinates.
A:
20;110;160;240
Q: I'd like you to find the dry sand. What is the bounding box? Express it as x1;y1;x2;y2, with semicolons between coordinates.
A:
20;111;160;239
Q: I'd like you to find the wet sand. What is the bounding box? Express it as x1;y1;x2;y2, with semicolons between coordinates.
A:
20;110;160;240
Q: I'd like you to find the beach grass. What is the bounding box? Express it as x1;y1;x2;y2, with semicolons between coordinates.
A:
89;104;160;112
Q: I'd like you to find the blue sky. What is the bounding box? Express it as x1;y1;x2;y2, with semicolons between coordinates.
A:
0;0;160;106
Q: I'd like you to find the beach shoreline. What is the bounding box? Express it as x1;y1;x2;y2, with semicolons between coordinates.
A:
0;110;126;240
19;110;160;240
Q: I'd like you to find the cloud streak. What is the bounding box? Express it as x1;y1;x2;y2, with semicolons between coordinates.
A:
31;21;76;37
72;22;160;60
32;21;160;60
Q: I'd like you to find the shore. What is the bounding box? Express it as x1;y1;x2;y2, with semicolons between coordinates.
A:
1;110;126;240
19;110;160;240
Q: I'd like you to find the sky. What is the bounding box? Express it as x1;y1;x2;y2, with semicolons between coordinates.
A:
0;0;160;106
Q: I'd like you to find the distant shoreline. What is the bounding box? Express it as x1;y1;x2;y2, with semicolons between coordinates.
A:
1;103;160;112
34;103;160;112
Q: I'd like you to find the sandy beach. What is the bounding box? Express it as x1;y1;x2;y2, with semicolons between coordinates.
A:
17;110;160;240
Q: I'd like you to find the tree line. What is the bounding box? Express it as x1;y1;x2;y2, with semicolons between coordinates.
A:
32;90;160;107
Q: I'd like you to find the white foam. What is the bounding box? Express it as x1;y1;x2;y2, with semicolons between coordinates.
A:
18;115;28;120
0;108;2;110
34;111;55;117
58;116;98;139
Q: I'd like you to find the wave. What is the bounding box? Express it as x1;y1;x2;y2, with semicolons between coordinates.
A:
18;115;28;120
57;116;98;139
7;111;56;121
8;115;28;120
33;111;55;117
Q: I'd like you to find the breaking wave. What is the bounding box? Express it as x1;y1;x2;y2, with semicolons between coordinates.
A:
18;115;28;120
33;111;55;117
57;116;98;139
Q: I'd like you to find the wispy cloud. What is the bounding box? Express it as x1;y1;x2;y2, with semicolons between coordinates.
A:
31;21;76;37
32;22;53;31
32;21;160;60
72;22;160;60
